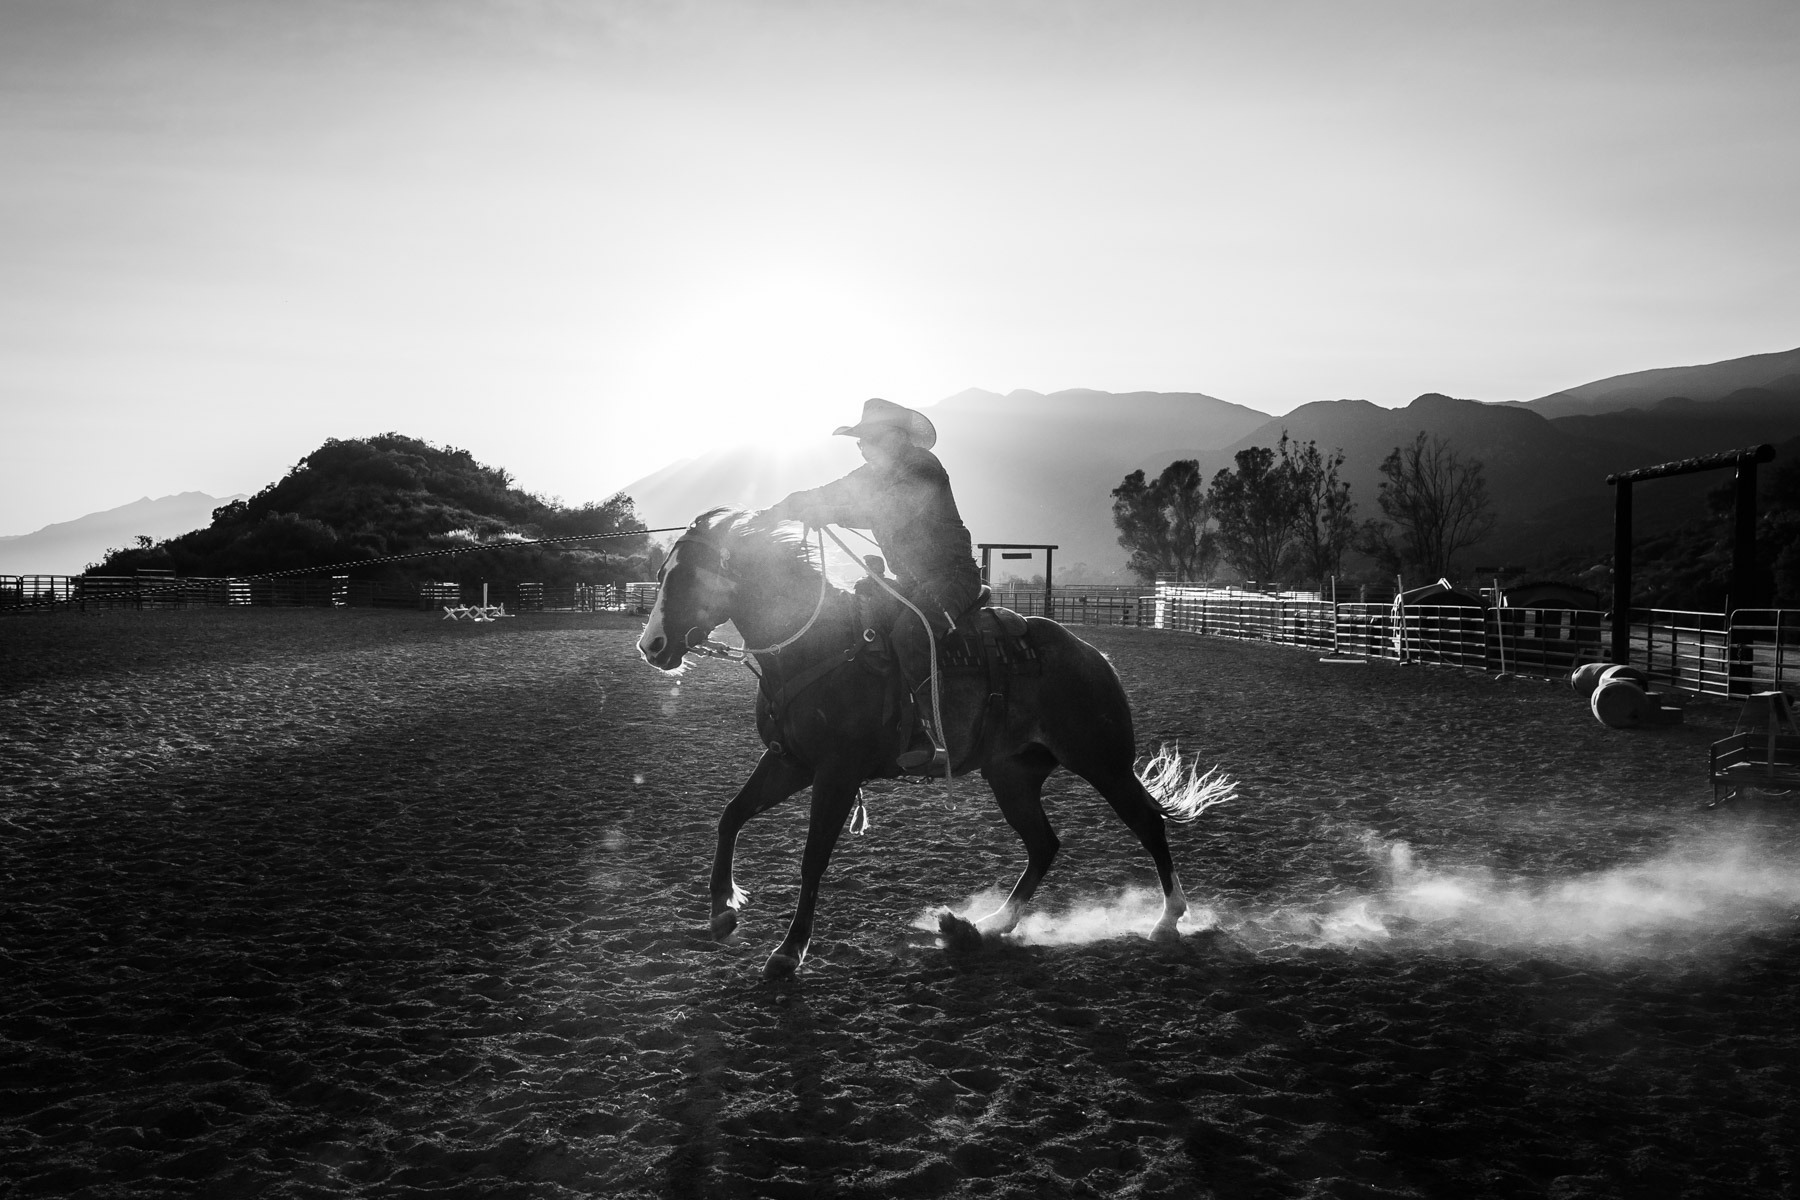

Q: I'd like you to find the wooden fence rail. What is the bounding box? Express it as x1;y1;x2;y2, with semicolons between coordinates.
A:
12;568;1800;698
0;575;624;614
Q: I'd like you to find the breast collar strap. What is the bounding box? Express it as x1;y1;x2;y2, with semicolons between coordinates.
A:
758;625;863;726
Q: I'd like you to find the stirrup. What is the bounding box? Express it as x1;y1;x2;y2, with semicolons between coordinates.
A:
896;708;946;771
897;745;948;771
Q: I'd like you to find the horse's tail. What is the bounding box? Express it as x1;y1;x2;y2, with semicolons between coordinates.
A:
1136;744;1235;823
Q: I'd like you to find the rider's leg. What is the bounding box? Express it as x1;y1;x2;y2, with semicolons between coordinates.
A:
891;576;983;771
890;611;945;770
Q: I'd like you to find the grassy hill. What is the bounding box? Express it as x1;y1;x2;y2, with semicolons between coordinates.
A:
88;434;651;587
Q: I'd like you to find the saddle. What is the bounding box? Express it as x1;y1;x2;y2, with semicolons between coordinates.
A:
929;605;1042;676
850;592;1042;774
852;587;1042;682
755;588;1041;775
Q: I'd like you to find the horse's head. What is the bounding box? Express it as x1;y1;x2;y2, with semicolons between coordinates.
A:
637;507;745;672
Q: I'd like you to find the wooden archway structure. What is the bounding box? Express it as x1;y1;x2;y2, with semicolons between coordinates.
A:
1605;443;1774;665
978;542;1057;614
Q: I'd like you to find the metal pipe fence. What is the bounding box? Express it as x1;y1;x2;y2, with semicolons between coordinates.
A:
1157;588;1337;650
987;586;1155;626
1627;608;1730;695
1153;584;1800;698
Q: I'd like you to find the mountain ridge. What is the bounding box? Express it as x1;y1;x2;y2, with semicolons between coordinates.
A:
622;347;1800;581
0;492;247;576
19;348;1800;583
1516;346;1800;418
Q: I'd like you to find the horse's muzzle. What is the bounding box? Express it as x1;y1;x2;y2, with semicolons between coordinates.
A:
637;623;683;671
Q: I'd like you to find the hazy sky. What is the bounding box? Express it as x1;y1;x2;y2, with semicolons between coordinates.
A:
3;0;1797;532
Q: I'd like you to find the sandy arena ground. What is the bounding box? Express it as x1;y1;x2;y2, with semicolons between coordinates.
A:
3;607;1799;1199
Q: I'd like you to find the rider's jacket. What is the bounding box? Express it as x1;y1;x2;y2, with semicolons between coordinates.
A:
768;443;979;592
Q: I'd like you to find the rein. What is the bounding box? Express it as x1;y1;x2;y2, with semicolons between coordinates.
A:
674;525;833;659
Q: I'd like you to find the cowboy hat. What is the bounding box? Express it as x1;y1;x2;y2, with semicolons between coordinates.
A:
833;398;936;450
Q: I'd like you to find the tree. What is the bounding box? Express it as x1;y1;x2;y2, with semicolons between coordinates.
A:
1111;460;1217;583
1209;445;1298;585
1354;517;1404;578
1280;434;1356;583
1373;432;1497;578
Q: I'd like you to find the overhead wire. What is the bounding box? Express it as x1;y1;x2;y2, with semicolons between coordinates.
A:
226;526;687;581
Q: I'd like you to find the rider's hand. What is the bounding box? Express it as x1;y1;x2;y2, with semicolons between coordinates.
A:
751;504;795;529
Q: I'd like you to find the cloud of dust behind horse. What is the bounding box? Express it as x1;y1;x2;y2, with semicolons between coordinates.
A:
1285;828;1800;958
918;829;1800;958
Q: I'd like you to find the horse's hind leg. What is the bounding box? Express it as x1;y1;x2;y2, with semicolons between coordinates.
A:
1069;762;1190;942
971;747;1060;937
711;750;812;941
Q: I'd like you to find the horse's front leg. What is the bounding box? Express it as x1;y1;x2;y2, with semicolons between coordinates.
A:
711;750;813;941
765;765;864;979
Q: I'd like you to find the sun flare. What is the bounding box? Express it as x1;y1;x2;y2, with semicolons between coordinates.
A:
625;266;929;451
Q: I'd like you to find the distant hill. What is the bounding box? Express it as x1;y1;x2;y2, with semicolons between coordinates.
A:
1518;346;1800;417
0;492;246;576
87;434;649;586
623;388;1270;581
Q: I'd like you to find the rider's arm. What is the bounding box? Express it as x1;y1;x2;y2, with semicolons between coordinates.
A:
764;465;879;529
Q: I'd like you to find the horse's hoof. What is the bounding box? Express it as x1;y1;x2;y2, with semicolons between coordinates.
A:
937;910;983;953
1149;919;1183;944
763;951;802;979
710;909;739;942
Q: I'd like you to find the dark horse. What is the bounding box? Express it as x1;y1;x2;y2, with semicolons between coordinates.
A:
636;508;1233;978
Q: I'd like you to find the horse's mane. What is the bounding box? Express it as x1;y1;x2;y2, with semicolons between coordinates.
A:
691;506;825;579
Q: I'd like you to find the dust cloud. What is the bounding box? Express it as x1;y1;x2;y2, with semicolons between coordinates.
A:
930;829;1800;960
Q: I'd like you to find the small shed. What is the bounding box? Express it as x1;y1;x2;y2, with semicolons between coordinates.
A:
1495;582;1605;674
1393;580;1487;666
1502;581;1601;610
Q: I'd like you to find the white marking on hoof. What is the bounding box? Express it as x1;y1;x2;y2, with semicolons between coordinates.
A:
974;905;1020;938
1154;870;1190;941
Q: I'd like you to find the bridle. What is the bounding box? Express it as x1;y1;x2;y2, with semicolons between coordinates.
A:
662;524;832;659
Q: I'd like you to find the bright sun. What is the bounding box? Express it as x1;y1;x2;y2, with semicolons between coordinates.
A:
623;265;928;451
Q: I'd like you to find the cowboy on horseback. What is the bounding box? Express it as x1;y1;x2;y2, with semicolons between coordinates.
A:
758;398;983;771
